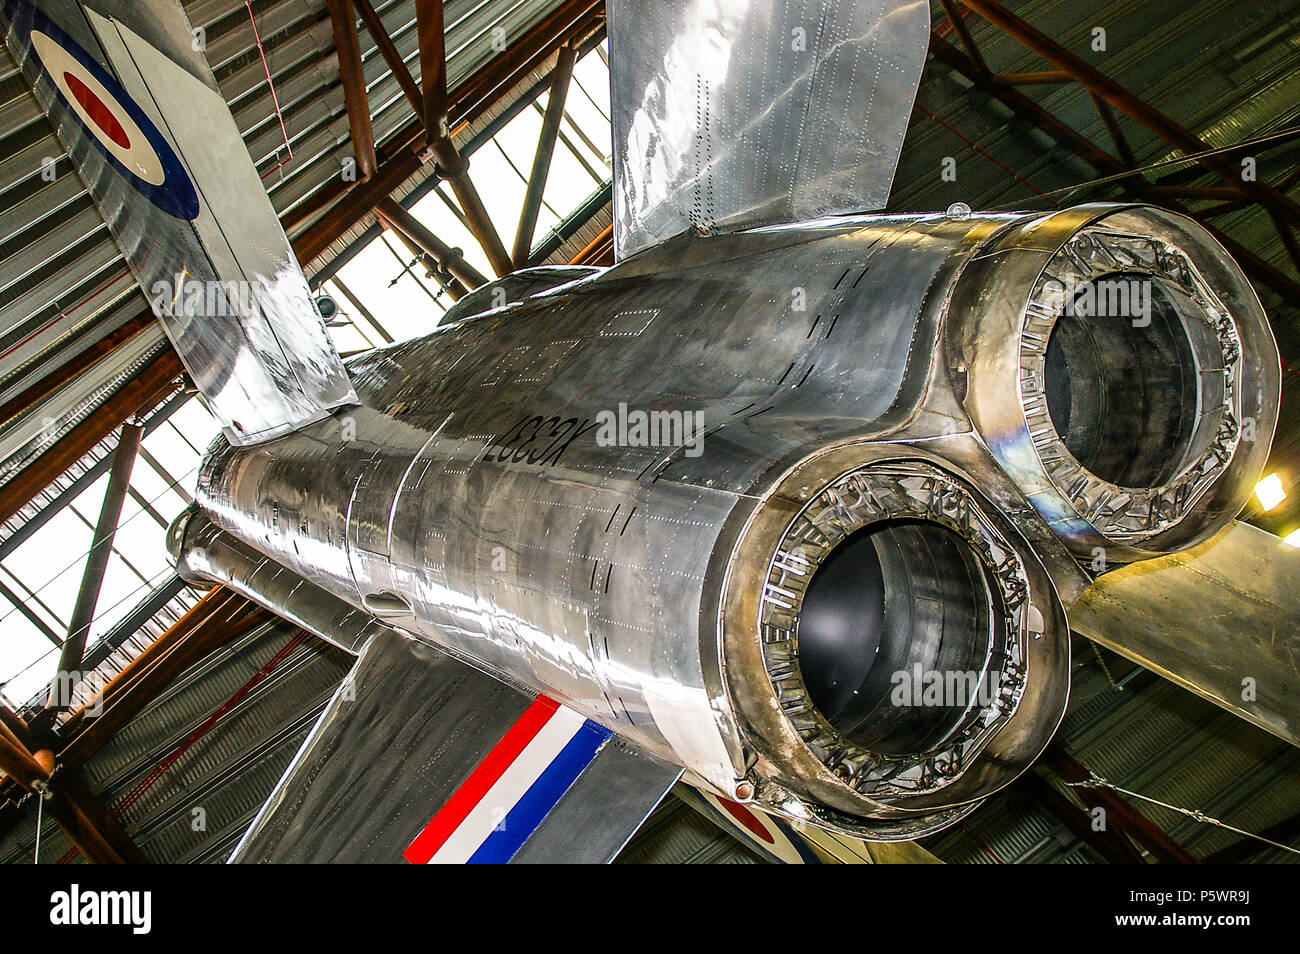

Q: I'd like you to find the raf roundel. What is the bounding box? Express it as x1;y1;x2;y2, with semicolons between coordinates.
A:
690;790;823;864
9;0;200;220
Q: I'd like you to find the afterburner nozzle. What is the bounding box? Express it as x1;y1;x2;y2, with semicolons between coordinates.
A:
718;453;1070;841
950;204;1280;560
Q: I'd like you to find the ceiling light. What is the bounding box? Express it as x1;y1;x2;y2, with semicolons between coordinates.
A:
1255;473;1287;512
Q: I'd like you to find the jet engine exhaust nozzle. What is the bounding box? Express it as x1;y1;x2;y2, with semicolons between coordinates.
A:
719;457;1070;841
952;204;1280;558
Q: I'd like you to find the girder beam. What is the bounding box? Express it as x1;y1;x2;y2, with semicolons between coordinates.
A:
513;44;578;268
49;423;142;706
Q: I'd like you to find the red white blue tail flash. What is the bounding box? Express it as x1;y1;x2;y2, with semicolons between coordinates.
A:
404;696;612;864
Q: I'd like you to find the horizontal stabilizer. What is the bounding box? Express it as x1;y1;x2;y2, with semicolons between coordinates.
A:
231;629;680;864
1070;521;1300;747
608;0;930;258
1;0;355;444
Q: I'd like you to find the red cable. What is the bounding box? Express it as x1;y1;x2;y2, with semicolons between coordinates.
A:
0;271;132;362
958;823;1007;864
56;632;307;863
245;0;294;175
934;5;976;39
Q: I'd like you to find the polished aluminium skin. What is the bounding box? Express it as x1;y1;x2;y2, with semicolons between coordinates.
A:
607;0;929;258
175;202;1279;839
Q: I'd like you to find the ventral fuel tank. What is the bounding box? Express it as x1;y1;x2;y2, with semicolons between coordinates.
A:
177;204;1279;839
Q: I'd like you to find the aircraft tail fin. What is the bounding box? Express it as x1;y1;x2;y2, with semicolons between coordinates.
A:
608;0;930;259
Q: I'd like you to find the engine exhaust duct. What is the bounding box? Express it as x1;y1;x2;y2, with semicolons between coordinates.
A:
178;203;1271;843
716;452;1070;840
949;205;1280;559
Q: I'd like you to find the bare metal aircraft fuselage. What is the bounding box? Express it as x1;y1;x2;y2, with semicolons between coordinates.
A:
173;203;1279;839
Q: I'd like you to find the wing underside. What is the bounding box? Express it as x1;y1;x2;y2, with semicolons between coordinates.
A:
230;629;681;864
1070;521;1300;748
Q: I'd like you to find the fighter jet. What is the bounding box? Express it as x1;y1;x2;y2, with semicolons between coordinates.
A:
3;0;1293;863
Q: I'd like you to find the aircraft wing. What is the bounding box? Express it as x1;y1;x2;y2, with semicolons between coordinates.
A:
229;628;681;864
1069;521;1300;748
608;0;930;259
